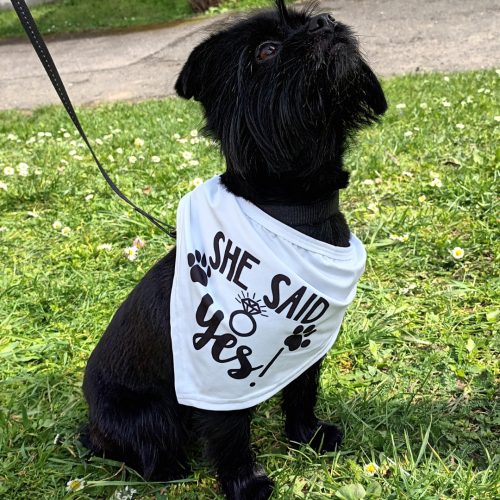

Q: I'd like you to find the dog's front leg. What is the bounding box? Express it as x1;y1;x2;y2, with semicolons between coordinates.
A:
282;359;343;452
193;409;274;500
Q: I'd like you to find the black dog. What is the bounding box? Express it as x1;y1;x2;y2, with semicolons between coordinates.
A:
82;1;386;498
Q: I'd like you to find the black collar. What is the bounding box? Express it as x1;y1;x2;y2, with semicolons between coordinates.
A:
256;191;340;228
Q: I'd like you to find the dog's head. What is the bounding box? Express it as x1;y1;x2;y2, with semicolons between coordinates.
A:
176;0;387;201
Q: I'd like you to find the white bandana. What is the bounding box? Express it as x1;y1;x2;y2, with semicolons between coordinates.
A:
170;176;366;410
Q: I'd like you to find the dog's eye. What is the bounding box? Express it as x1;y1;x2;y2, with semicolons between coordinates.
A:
256;41;280;62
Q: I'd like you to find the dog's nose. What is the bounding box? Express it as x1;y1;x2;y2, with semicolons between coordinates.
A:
308;14;336;33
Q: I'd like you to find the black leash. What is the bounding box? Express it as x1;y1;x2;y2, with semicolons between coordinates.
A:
10;0;176;238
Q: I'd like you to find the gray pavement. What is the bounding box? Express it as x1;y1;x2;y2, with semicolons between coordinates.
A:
0;0;499;110
0;0;53;9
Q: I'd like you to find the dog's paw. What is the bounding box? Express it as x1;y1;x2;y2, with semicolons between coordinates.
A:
287;421;343;452
309;421;343;452
187;250;211;286
220;464;274;500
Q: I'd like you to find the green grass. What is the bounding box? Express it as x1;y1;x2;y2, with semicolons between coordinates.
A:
0;0;279;40
0;69;499;498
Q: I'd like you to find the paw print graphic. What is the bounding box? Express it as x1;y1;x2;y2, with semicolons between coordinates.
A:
284;324;316;351
258;325;318;380
187;250;211;286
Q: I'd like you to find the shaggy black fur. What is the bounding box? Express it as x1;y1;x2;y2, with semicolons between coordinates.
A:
82;1;386;498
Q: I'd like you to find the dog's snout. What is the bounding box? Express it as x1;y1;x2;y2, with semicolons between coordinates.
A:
308;14;336;33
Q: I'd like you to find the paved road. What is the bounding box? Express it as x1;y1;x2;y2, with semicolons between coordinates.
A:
0;0;498;110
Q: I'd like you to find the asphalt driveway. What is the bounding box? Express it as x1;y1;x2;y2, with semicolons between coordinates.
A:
0;0;498;110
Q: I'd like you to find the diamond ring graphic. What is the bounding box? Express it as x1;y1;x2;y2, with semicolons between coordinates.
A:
229;292;268;337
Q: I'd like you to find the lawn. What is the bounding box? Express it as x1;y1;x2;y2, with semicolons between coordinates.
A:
0;0;278;40
0;69;499;499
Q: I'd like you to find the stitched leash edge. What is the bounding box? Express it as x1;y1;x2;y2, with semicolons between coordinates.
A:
10;0;176;239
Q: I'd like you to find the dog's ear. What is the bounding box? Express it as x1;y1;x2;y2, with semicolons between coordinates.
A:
175;37;215;101
361;61;387;116
175;44;203;100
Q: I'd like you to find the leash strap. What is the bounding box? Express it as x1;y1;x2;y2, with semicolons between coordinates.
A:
10;0;176;238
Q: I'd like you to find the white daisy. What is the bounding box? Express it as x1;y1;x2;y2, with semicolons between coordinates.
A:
124;246;138;261
364;462;379;476
451;247;465;260
66;478;85;492
132;237;145;249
